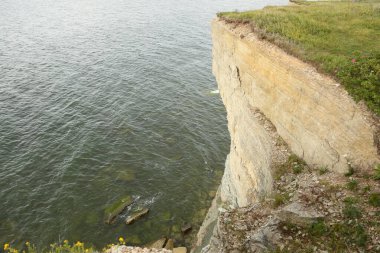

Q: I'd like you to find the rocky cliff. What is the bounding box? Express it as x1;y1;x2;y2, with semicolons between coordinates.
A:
192;19;380;253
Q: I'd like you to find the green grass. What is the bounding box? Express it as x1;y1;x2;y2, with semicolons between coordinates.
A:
273;192;291;207
274;154;308;179
343;202;362;219
374;164;380;180
346;179;359;191
218;1;380;115
318;166;328;175
368;192;380;207
276;219;368;252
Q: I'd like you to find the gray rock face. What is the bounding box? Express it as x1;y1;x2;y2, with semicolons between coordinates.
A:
277;202;324;227
246;218;281;252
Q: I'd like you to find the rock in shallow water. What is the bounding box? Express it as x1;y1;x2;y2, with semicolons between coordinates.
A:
126;208;149;225
146;238;167;249
104;195;134;224
173;247;187;253
164;239;174;250
181;223;192;234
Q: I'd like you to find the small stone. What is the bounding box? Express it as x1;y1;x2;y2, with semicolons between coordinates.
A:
278;202;324;227
146;238;166;249
164;239;174;250
208;190;217;198
173;247;187;253
181;223;192;234
125;208;149;225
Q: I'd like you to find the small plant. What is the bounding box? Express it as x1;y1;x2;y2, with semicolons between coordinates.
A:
362;185;371;193
332;222;368;247
373;164;380;180
274;154;307;179
288;154;307;174
343;204;362;219
308;219;327;236
368;193;380;207
276;136;287;146
318;166;329;175
3;240;97;253
346;179;359;191
273;193;290;208
343;196;358;205
345;165;355;177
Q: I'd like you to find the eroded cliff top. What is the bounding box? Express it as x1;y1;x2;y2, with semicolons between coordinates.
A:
217;1;380;116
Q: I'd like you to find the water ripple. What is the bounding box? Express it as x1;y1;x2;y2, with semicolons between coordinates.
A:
0;0;288;248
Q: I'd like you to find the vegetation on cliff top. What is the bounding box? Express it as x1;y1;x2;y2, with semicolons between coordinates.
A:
218;1;380;115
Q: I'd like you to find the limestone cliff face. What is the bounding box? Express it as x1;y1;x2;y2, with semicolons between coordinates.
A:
212;19;379;208
193;19;379;253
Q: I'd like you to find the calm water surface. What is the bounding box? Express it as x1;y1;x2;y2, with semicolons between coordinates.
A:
0;0;287;248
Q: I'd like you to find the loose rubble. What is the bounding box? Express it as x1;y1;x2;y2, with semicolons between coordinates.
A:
204;160;380;252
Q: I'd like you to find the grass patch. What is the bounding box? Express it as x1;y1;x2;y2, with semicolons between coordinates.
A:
273;192;291;208
343;204;362;219
368;192;380;207
218;2;380;115
343;196;359;205
331;222;368;247
344;165;355;177
274;154;308;180
318;166;328;175
374;164;380;180
307;219;327;236
346;179;359;191
277;219;368;252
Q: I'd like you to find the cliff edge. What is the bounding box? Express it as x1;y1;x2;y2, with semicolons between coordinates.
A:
193;18;380;253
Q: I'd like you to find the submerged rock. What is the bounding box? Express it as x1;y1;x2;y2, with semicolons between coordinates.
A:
181;223;192;234
173;247;187;253
146;238;167;249
208;190;217;199
125;208;149;225
116;170;136;182
164;239;174;250
85;211;100;225
104;195;134;224
125;235;142;245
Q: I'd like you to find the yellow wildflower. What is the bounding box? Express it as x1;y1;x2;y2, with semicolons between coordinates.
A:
4;243;10;251
63;240;69;245
85;249;89;253
118;237;125;244
75;241;83;247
